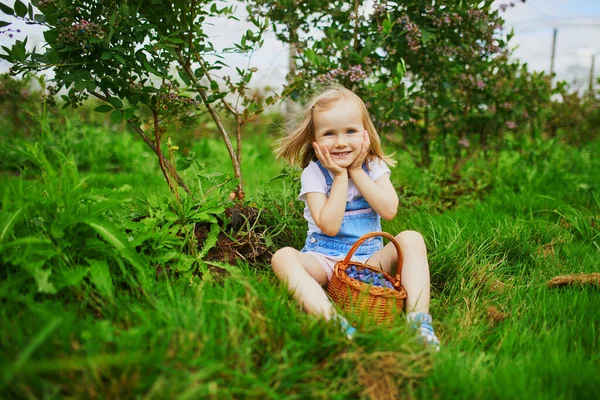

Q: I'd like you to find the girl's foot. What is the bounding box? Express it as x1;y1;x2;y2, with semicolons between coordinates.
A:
333;314;356;339
407;312;440;351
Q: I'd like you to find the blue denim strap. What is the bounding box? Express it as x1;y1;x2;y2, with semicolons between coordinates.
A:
315;160;334;186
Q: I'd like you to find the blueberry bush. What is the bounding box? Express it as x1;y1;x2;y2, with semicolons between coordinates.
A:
1;0;278;199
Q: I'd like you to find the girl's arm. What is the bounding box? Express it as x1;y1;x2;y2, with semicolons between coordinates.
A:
346;132;398;220
349;169;398;220
305;170;348;236
306;142;349;236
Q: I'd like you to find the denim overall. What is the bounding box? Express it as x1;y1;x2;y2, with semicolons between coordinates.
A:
301;161;383;260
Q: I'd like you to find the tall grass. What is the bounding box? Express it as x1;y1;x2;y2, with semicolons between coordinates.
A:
1;116;599;398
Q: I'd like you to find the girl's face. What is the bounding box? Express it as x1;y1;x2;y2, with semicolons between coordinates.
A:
313;98;366;168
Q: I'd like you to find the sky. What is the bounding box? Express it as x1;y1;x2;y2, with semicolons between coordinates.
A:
494;0;600;91
1;0;599;93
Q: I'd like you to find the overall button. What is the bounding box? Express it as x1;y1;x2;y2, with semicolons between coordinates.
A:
310;237;316;243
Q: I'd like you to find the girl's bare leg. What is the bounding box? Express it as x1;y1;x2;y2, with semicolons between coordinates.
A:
366;230;431;314
271;247;336;319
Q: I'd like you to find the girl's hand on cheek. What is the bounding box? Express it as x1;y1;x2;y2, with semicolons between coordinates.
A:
348;130;371;172
313;142;346;176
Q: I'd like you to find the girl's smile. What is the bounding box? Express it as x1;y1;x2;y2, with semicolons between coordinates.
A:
331;151;351;157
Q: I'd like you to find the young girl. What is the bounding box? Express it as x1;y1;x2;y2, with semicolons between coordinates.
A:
272;86;440;349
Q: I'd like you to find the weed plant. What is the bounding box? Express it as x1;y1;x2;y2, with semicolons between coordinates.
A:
1;114;599;398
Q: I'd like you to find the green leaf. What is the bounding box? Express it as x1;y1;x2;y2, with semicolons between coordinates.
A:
143;61;160;76
43;30;58;45
165;37;184;44
84;218;148;286
205;92;227;104
33;14;45;23
101;51;111;60
34;268;57;294
178;68;191;85
107;97;123;109
87;259;114;300
0;21;11;28
123;107;135;120
383;18;392;34
118;3;129;16
421;29;436;45
190;212;218;224
11;40;26;62
0;3;14;16
74;80;86;91
2;236;53;249
113;54;126;64
198;223;220;259
94;104;113;113
50;220;65;239
13;0;27;18
0;208;22;243
304;48;316;64
64;267;88;287
395;59;406;79
110;110;123;124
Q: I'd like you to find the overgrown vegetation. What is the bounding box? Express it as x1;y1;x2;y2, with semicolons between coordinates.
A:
2;0;278;199
1;99;598;397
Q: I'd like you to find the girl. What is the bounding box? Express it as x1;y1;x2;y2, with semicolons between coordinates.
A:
272;86;439;349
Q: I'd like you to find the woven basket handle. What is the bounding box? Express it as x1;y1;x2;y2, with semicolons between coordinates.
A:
340;231;404;283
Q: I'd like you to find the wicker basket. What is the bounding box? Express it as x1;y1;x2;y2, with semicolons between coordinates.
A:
326;231;407;324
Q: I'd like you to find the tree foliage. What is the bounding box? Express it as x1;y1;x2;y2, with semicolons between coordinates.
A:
1;0;277;198
250;0;565;171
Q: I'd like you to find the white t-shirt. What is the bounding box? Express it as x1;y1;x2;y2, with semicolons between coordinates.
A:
298;158;391;235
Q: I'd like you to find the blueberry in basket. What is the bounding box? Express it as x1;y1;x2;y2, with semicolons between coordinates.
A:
345;265;395;289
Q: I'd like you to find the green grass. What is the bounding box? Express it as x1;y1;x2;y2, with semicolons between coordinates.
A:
1;116;599;399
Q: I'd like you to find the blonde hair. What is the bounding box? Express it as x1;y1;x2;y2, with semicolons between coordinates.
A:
274;85;396;168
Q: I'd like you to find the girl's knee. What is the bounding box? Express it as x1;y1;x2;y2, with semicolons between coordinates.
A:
396;230;427;252
271;247;298;272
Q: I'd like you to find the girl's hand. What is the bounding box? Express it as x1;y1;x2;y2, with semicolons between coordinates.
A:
312;142;347;176
348;130;371;172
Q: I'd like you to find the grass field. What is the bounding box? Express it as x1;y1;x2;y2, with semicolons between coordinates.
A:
1;116;599;399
